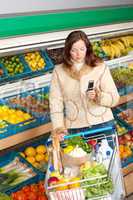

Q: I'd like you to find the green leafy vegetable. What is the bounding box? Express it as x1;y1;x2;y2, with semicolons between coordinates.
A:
65;136;92;153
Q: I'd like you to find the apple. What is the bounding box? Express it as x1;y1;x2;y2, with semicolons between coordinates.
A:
48;177;60;186
87;139;97;146
118;136;125;145
124;133;132;141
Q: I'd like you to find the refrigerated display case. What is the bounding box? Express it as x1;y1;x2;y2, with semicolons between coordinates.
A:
0;6;133;198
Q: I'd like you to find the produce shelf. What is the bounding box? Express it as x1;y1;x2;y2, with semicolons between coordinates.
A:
105;54;133;68
0;122;52;150
118;93;133;106
123;172;133;196
122;163;133;176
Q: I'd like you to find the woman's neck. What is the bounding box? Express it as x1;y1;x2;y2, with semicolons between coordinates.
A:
72;59;85;71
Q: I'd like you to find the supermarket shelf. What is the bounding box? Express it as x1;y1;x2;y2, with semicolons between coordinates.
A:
0;122;52;150
124;171;133;196
123;163;133;176
105;54;133;68
0;93;132;150
0;73;52;98
0;22;132;56
118;93;133;106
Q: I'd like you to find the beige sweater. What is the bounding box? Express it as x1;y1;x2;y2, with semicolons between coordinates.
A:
49;62;120;133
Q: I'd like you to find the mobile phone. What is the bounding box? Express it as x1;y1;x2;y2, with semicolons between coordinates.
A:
87;80;94;91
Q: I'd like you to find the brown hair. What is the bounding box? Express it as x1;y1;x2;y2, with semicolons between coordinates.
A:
63;30;102;68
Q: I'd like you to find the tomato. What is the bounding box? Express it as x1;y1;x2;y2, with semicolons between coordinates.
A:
11;193;17;200
15;191;27;200
22;186;31;193
38;182;45;193
30;184;38;193
38;195;48;200
27;191;38;200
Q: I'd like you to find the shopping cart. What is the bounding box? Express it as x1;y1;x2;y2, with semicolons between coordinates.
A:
45;126;124;200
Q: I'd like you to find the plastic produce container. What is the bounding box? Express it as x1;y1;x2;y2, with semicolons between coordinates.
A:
0;151;44;195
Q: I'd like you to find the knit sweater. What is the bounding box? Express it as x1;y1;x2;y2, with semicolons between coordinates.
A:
49;62;120;133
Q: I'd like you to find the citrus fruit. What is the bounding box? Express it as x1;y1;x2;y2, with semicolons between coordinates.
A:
26;156;36;164
25;146;36;157
35;153;45;162
36;145;46;154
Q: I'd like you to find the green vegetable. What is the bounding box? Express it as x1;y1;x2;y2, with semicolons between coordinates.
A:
0;192;11;200
65;136;92;153
111;67;133;86
80;163;113;198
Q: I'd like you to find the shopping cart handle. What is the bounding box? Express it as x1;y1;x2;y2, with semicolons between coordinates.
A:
64;126;114;139
46;126;114;145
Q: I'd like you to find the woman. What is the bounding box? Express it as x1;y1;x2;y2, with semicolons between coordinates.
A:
49;30;120;139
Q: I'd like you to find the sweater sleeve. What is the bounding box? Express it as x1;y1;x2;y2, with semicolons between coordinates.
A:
96;65;120;107
49;69;65;132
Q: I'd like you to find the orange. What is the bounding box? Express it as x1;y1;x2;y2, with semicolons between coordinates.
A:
36;145;47;154
44;153;49;162
35;153;45;162
119;145;124;153
25;146;36;157
26;156;36;164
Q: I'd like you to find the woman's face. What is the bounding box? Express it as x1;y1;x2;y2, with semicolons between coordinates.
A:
70;39;87;63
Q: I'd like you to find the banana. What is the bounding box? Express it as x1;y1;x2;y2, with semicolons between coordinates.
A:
101;44;111;58
115;40;125;55
108;44;115;59
111;43;121;58
127;36;133;46
120;37;129;48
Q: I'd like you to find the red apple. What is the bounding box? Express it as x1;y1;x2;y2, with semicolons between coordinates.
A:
118;136;125;145
87;139;97;146
124;133;132;141
48;177;60;186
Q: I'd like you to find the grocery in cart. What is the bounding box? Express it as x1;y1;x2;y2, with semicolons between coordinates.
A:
45;126;125;200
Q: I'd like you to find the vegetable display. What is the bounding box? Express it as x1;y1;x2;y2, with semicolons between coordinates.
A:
0;156;36;193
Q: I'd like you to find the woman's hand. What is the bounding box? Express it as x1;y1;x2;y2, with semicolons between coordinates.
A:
86;89;97;100
52;129;68;141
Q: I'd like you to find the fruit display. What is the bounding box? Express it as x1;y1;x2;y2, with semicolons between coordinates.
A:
118;132;133;160
0;55;24;76
11;180;48;200
128;62;133;69
92;40;107;59
9;94;49;114
111;66;133;88
24;51;46;71
0;67;4;77
20;145;48;172
115;121;128;136
0;105;32;124
46;48;63;65
118;108;133;127
0;120;8;129
101;35;133;59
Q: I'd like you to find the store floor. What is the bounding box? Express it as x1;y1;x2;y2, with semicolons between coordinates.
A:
126;195;133;200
